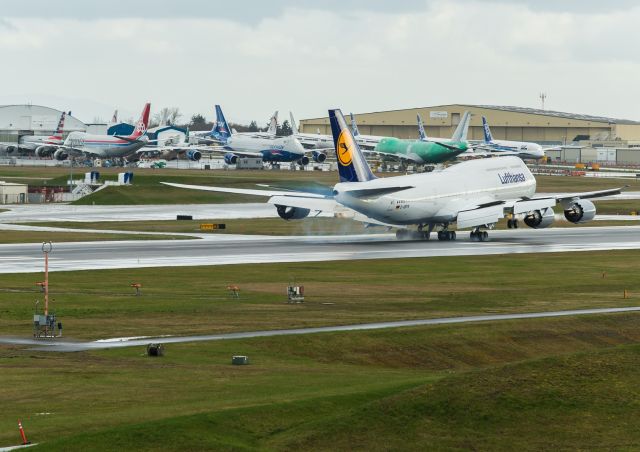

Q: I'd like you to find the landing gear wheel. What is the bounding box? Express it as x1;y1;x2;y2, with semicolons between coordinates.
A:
507;219;513;229
513;219;519;229
481;231;489;242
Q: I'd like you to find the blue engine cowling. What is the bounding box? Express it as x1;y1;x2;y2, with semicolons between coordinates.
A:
312;151;326;163
186;150;202;161
224;153;238;165
53;149;69;161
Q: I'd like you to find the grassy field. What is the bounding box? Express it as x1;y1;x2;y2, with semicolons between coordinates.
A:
0;230;188;244
0;251;639;449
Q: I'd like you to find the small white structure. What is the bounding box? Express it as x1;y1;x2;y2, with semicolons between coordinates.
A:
0;181;28;204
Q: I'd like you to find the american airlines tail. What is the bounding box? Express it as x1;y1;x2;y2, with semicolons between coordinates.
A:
267;111;279;135
482;116;494;143
451;111;471;142
289;112;299;135
51;112;66;140
130;103;151;138
349;112;361;137
212;105;232;141
329;109;376;183
417;114;427;141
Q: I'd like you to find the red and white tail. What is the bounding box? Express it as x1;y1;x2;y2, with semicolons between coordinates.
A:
131;103;151;138
51;112;66;139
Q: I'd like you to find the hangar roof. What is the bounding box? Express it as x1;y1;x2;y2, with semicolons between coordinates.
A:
471;105;640;125
0;104;87;132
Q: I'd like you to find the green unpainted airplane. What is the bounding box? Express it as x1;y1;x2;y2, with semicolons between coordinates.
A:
368;111;471;165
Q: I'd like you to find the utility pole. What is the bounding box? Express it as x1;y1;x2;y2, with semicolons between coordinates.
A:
42;242;52;317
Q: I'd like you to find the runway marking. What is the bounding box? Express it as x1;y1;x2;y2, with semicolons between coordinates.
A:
2;306;638;352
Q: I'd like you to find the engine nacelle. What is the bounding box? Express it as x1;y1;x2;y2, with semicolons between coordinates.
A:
563;199;596;224
35;146;54;157
186;150;202;161
224;153;238;165
53;149;69;161
298;156;310;166
276;204;310;220
5;145;17;154
312;151;326;163
524;207;555;229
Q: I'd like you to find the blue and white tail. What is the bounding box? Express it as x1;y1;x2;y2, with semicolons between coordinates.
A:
212;105;232;141
349;112;360;137
417;114;427;141
267;111;278;135
330;109;376;183
482;116;493;143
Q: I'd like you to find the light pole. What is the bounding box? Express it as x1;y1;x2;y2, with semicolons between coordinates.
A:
42;242;52;317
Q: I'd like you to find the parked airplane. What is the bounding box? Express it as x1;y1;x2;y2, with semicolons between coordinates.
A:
289;112;334;151
192;109;279;142
44;103;151;161
0;111;66;157
471;116;554;159
196;105;326;166
163;109;620;241
368;112;471;165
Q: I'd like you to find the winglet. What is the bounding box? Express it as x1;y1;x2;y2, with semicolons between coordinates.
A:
329;109;376;183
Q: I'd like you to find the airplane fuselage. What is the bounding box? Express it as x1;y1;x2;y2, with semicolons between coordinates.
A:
333;156;535;225
374;138;468;164
482;139;545;159
225;135;307;163
64;131;147;159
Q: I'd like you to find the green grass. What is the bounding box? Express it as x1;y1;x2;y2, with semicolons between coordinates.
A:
1;250;640;449
0;250;638;341
4;315;640;450
594;199;640;215
0;230;188;244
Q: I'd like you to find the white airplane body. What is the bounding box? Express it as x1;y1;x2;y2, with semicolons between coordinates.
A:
0;112;66;157
470;116;554;160
165;109;620;241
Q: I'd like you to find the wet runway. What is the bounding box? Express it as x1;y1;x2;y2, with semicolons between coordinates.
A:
0;225;639;273
2;306;639;352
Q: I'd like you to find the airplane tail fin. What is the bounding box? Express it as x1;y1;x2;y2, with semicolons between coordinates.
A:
329;109;376;183
267;111;279;135
111;109;118;123
417;113;427;141
349;112;360;137
130;103;150;138
289;112;299;135
51;111;66;139
451;111;471;142
482;116;493;143
213;105;232;140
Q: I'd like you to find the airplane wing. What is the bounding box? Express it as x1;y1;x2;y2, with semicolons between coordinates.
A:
160;182;328;198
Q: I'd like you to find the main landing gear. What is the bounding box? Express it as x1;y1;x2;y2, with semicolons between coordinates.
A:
437;230;456;241
470;229;489;242
396;229;430;240
507;218;519;229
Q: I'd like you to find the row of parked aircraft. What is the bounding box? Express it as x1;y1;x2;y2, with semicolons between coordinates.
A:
165;109;620;242
0;103;553;166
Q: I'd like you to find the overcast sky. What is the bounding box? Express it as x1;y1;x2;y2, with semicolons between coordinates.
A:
1;0;639;125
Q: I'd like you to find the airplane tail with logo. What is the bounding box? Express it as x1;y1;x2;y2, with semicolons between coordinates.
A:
289;112;299;135
349;112;361;137
451;111;471;142
50;111;66;140
212;105;232;141
130;103;150;139
329;109;376;183
267;111;279;135
417;114;427;141
482;116;493;143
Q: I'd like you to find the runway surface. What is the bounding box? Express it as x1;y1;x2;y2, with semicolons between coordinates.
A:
0;225;639;273
2;306;638;352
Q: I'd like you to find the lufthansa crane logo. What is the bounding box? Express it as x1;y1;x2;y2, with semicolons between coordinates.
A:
337;130;354;166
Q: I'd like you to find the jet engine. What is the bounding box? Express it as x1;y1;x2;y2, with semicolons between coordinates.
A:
35;146;54;157
53;149;69;161
524;207;554;229
224;153;238;165
563;199;596;224
186;150;202;161
276;204;310;220
312;151;326;163
298;156;310;166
